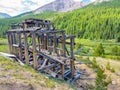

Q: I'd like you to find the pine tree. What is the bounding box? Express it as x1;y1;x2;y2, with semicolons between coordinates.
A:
94;43;105;56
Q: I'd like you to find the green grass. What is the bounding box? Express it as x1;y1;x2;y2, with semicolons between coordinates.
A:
75;39;120;60
0;57;76;89
0;38;8;52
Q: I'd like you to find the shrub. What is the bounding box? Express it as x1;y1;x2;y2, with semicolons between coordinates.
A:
94;43;105;56
106;62;110;70
110;67;115;73
106;62;115;73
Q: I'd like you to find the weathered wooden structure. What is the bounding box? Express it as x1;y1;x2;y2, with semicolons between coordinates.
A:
7;18;76;80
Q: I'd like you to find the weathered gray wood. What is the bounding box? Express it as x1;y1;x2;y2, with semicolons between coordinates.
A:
61;64;64;78
18;32;23;61
23;32;29;64
54;33;57;54
70;60;75;78
32;31;38;69
7;18;77;80
7;33;12;54
61;31;66;57
38;51;64;64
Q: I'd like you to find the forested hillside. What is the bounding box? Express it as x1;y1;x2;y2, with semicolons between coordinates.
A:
0;12;58;38
0;0;120;40
54;0;120;40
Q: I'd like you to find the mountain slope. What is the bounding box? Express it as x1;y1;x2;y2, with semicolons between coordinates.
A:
0;12;11;19
34;0;92;14
53;0;120;40
0;0;120;40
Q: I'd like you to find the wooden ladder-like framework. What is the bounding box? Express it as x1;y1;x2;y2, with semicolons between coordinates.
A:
7;18;76;80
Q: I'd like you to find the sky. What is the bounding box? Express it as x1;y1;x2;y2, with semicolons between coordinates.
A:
0;0;96;16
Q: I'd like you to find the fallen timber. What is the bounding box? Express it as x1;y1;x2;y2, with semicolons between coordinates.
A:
6;18;80;82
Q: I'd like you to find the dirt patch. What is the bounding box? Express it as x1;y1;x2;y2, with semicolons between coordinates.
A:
74;63;96;90
0;83;34;90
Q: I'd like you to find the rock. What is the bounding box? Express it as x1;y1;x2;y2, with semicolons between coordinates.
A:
112;81;116;85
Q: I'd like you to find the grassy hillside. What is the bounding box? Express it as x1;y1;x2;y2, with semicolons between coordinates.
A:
0;57;74;90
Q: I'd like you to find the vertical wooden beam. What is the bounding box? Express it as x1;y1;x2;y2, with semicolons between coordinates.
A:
61;31;66;57
37;36;40;51
7;33;12;54
23;32;29;64
12;33;16;44
70;60;74;78
10;33;14;54
54;33;57;54
70;37;74;58
18;32;22;61
12;33;16;55
32;31;38;69
61;64;64;78
70;37;75;78
46;32;49;50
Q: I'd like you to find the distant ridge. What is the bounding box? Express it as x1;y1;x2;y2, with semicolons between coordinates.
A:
34;0;93;14
0;12;11;19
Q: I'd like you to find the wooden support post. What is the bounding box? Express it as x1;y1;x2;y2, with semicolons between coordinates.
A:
70;37;75;58
70;37;75;78
23;32;29;64
46;33;49;50
12;33;16;44
62;31;66;57
54;33;57;54
18;32;22;61
32;31;38;69
38;36;41;51
10;33;14;54
7;33;13;54
61;64;64;78
70;60;74;78
12;33;17;55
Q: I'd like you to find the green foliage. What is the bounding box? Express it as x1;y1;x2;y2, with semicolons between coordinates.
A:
92;57;99;69
110;67;115;73
0;12;58;38
95;67;108;90
106;62;110;70
117;37;120;42
111;46;120;56
94;43;105;56
53;0;120;40
91;58;110;90
106;62;115;73
0;0;120;40
75;41;81;50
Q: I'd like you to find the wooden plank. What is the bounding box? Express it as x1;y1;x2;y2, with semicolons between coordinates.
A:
54;33;57;54
7;33;12;54
37;36;41;51
61;31;66;57
61;64;64;78
38;51;64;64
12;33;17;55
70;37;74;59
38;64;56;71
23;32;29;64
18;32;23;61
46;33;49;50
32;31;38;69
70;60;75;78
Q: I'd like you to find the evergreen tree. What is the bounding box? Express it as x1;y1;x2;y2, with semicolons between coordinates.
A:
94;43;105;56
